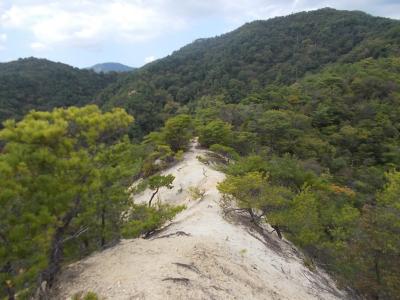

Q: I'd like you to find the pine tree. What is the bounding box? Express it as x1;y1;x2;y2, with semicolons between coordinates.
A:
0;105;138;298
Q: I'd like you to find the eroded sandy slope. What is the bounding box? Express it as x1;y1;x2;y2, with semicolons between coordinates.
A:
53;140;346;300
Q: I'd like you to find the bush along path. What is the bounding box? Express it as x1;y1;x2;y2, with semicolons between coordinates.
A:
53;139;347;300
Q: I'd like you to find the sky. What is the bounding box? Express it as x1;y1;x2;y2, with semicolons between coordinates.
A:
0;0;399;68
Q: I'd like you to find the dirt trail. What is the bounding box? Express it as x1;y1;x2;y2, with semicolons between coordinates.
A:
53;140;347;300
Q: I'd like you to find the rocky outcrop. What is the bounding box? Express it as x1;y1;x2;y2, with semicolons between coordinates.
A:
53;140;346;300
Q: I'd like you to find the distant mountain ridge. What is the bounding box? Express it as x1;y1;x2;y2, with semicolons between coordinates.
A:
88;62;135;73
98;8;400;134
0;57;119;122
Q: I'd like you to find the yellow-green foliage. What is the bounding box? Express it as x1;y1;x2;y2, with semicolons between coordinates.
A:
141;114;192;177
196;155;209;165
218;172;291;219
122;204;185;238
141;144;175;177
0;105;141;298
286;188;323;247
72;291;100;300
188;186;206;200
346;171;400;299
209;144;239;161
198;120;232;148
174;150;184;161
163;114;193;152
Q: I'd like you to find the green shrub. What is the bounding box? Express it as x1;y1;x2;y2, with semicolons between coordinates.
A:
122;204;185;238
72;291;100;300
198;120;233;147
188;186;206;200
209;144;239;161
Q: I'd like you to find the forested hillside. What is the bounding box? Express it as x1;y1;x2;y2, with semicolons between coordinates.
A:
194;57;400;298
96;8;400;298
1;7;400;300
0;58;119;122
99;8;400;135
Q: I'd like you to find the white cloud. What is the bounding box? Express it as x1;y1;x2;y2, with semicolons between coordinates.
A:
144;56;156;63
0;0;307;51
0;1;186;50
30;41;47;51
0;0;399;52
0;33;7;50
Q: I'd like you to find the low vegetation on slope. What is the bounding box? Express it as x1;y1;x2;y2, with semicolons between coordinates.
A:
53;139;345;300
0;106;183;299
194;57;400;299
0;58;120;123
0;8;400;300
99;8;400;136
101;54;400;298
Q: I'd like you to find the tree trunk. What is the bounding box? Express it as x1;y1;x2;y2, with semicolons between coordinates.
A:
272;225;282;239
247;208;258;223
148;188;159;207
101;206;106;247
37;196;81;298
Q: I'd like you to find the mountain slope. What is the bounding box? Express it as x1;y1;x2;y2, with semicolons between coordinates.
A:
88;62;135;73
0;57;119;122
53;140;346;300
99;8;400;134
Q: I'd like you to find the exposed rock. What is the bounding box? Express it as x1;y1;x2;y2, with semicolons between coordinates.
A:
52;140;346;300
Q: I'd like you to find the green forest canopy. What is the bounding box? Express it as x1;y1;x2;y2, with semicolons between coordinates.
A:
0;58;120;123
0;7;399;300
0;106;183;299
99;8;400;135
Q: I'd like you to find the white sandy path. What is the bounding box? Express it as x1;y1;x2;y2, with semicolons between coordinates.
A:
53;140;347;300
